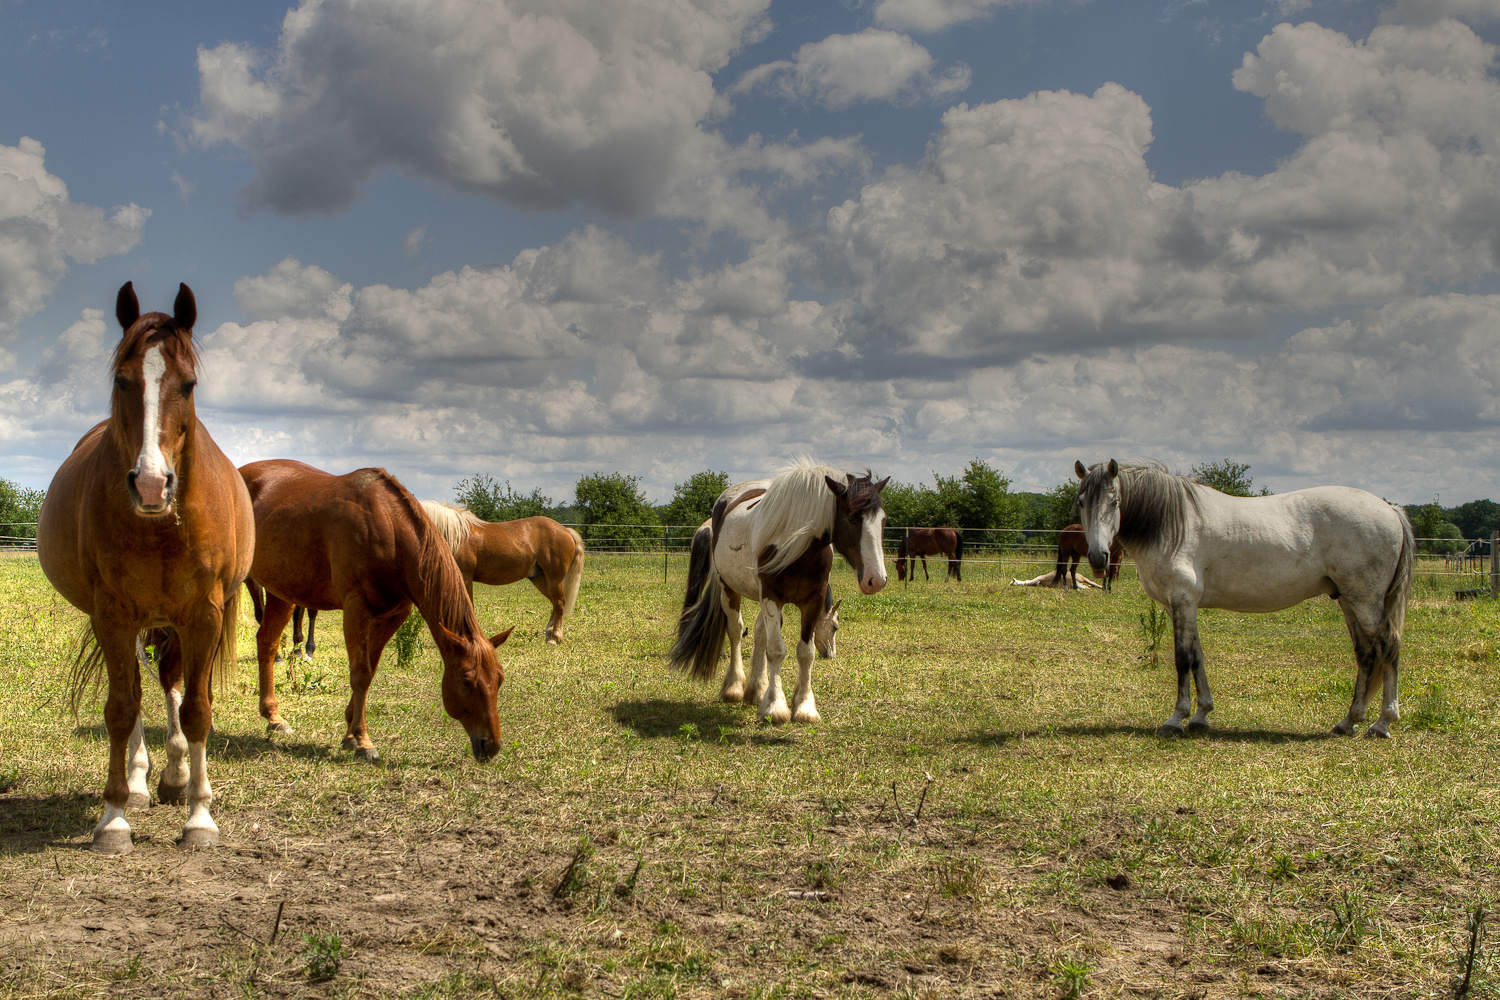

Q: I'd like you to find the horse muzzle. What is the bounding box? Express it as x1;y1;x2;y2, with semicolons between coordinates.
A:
128;467;176;516
469;732;498;763
1086;547;1109;577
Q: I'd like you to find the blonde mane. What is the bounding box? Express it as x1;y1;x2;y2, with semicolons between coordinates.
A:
751;457;845;576
420;500;485;554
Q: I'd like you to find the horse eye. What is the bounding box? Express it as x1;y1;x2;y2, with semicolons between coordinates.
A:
114;375;131;392
181;380;197;397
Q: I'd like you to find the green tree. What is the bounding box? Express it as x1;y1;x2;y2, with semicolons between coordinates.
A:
574;472;659;547
1447;499;1500;541
663;470;729;527
1190;459;1270;497
0;478;45;543
1407;496;1463;554
1044;481;1079;530
453;474;554;522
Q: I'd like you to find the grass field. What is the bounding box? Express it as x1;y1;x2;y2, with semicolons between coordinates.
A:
2;551;1499;999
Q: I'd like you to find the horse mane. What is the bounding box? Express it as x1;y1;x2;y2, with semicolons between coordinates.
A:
373;479;479;639
420;500;484;553
1084;461;1199;556
112;313;199;372
751;456;846;576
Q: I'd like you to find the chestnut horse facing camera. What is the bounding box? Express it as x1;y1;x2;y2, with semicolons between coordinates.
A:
38;282;255;854
240;459;510;762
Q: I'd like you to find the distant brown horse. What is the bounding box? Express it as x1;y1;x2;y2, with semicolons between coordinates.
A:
239;459;509;761
1057;523;1123;590
896;527;963;583
38;282;254;853
421;503;585;644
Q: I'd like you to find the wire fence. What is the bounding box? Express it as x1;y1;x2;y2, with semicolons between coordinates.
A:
2;520;1494;598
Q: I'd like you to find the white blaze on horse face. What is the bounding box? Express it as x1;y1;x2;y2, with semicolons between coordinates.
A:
1083;480;1119;577
857;510;888;594
132;345;173;511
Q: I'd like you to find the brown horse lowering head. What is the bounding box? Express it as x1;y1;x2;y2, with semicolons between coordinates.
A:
111;282;200;517
433;622;513;762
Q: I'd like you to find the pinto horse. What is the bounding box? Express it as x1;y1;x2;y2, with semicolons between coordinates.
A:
1056;523;1123;590
240;459;509;761
683;518;842;658
895;527;963;583
671;460;887;724
38;282;254;853
1076;459;1414;737
421;503;585;644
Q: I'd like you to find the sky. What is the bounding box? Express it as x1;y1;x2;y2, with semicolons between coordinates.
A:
2;0;1499;507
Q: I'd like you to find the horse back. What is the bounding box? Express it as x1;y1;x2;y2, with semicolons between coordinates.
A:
471;516;574;587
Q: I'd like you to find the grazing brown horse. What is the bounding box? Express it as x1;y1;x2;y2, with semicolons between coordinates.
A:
38;282;254;854
239;459;509;761
671;460;888;724
1056;523;1123;590
421;503;585;644
895;527;963;583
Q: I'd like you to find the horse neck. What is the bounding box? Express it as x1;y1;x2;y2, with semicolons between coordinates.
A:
397;500;481;642
1115;467;1195;555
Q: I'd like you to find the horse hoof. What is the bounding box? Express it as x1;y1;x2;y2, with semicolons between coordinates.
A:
126;791;151;810
91;829;134;855
1330;721;1355;737
1157;724;1186;738
156;782;187;807
1362;727;1391;740
760;707;791;726
177;827;219;850
792;709;822;725
1186;720;1211;733
266;720;293;736
720;688;745;704
354;746;381;762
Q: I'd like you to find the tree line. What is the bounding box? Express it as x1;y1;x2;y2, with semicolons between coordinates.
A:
7;458;1496;553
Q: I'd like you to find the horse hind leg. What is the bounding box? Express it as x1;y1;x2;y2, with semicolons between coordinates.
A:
1333;601;1397;738
719;595;748;703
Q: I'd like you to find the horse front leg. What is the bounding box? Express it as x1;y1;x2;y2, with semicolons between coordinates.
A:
341;603;408;762
174;611;225;849
756;601;791;725
1162;603;1212;735
88;615;145;853
148;629;191;807
789;596;823;724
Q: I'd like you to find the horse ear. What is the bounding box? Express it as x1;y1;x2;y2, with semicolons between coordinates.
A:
873;476;890;492
1074;460;1088;481
830;599;843;613
824;475;848;497
173;283;196;331
1107;458;1119;478
489;626;515;649
116;282;140;331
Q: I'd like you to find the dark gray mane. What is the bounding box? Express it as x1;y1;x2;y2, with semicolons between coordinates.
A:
1079;461;1198;556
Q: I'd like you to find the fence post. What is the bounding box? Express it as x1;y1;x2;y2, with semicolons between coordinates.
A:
664;524;670;584
1492;531;1498;600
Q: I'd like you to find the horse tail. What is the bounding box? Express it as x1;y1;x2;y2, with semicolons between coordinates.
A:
669;564;727;682
1053;535;1068;581
561;527;585;618
1380;506;1415;647
212;584;241;688
682;523;713;615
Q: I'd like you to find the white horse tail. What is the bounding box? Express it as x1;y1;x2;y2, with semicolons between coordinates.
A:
670;552;727;681
562;527;585;618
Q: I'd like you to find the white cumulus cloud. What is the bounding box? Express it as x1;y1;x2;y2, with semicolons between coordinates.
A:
734;29;969;109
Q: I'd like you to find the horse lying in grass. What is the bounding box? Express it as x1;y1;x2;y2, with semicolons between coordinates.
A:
1075;459;1413;738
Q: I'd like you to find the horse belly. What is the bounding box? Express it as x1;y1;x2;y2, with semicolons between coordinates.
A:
1197;562;1335;613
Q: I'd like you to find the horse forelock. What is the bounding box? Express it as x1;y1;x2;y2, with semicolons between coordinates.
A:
844;468;885;516
112;313;198;374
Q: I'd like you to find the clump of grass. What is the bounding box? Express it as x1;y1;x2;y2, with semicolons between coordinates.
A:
1048;952;1090;999
302;933;346;981
1405;681;1472;733
1138;602;1168;668
391;612;425;671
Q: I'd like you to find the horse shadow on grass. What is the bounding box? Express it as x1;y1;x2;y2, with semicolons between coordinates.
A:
70;722;342;764
609;699;798;746
958;722;1343;748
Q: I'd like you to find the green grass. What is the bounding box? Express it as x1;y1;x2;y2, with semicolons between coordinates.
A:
2;551;1500;997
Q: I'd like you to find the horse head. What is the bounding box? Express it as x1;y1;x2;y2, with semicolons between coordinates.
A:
814;596;842;658
1075;458;1121;578
111;282;200;518
825;471;889;595
434;622;511;762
